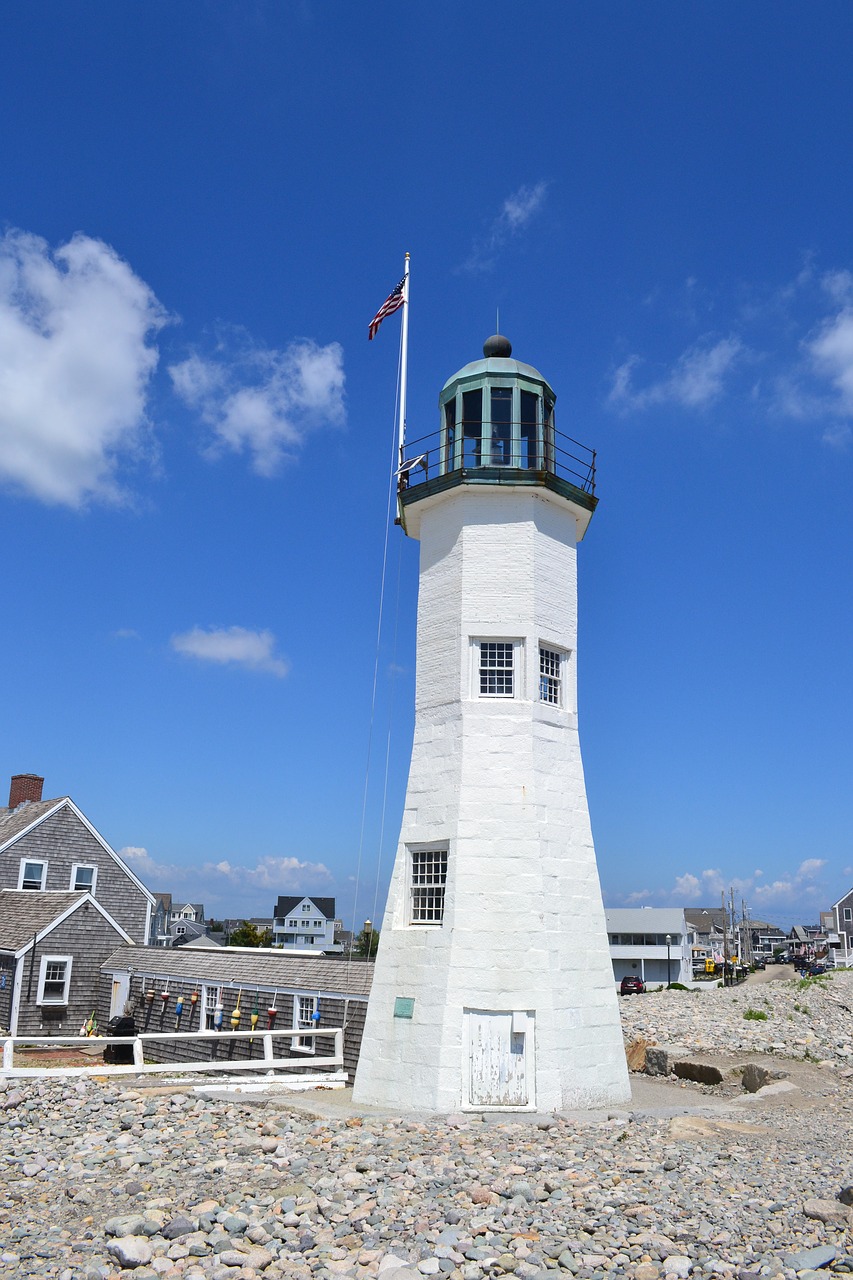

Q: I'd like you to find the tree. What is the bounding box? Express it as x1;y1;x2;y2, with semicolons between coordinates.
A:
228;920;272;948
354;926;379;959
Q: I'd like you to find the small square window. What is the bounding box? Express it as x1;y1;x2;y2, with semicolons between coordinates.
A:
71;865;96;893
19;860;46;891
479;641;514;697
844;908;852;922
203;985;222;1030
411;846;448;925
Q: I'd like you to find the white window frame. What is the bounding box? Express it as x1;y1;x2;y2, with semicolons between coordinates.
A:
175;924;186;935
37;954;72;1005
293;993;318;1053
203;984;222;1030
473;638;521;699
18;858;47;891
409;844;449;926
538;643;566;708
70;863;98;893
845;908;852;922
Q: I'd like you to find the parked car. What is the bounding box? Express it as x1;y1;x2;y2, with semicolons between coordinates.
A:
620;975;645;995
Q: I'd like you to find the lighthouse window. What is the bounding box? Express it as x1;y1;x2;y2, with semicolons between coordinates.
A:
479;641;515;697
490;387;512;465
410;846;448;924
520;390;538;468
462;389;482;467
444;399;457;468
539;645;563;706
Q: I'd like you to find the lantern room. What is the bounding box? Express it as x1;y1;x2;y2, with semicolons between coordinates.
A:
399;333;597;538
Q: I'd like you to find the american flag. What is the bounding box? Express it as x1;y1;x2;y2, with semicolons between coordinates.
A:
368;277;406;340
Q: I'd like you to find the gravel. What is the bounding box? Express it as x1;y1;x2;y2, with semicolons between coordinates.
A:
1;973;852;1280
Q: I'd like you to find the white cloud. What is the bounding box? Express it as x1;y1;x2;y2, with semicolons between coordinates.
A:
202;855;331;890
171;625;289;677
822;423;852;450
118;845;180;882
461;182;548;272
624;888;652;904
169;336;345;476
0;228;167;507
673;873;701;900
797;858;826;879
808;308;853;412
609;337;743;412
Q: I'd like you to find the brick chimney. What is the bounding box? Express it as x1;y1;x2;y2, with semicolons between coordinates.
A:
8;774;44;808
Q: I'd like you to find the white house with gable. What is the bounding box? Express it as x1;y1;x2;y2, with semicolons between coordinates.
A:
271;895;340;953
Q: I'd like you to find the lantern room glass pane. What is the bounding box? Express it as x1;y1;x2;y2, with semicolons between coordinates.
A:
490;387;512;465
462;389;482;467
444;398;457;471
543;397;555;470
520;390;538;468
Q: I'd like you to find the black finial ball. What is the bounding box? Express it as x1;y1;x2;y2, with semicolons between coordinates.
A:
483;333;512;358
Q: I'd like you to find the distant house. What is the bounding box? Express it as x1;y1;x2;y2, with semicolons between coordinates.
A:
172;902;205;926
99;944;373;1079
149;893;172;946
827;891;853;966
0;774;154;943
272;896;340;954
170;918;221;948
605;908;691;987
0;889;131;1035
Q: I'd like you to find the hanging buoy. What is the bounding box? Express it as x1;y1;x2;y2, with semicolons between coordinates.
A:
174;992;184;1030
143;983;156;1028
214;1001;224;1031
267;992;278;1030
249;991;260;1042
230;993;242;1031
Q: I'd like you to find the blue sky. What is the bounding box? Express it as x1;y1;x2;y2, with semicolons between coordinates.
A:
2;3;853;933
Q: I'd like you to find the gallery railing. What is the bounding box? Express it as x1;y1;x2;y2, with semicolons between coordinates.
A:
399;423;596;497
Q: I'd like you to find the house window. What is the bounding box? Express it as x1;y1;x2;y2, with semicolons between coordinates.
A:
71;864;97;893
19;859;46;891
539;645;563;706
203;985;222;1030
313;919;323;928
287;919;297;928
294;994;317;1052
302;904;310;912
478;641;515;697
38;955;72;1005
301;920;310;928
175;924;186;935
844;908;852;922
411;846;448;925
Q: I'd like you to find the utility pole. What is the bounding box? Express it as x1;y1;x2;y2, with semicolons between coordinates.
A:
731;887;738;976
721;891;729;986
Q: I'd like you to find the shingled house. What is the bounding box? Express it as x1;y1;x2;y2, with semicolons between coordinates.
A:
0;890;132;1035
0;774;154;942
99;945;373;1080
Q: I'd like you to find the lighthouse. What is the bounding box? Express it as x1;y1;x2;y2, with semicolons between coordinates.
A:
352;334;629;1112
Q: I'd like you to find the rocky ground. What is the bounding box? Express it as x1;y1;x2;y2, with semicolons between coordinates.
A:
2;972;853;1280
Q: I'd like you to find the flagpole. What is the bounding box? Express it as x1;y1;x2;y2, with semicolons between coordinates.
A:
398;252;410;470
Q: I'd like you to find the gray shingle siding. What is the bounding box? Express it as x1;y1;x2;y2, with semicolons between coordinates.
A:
16;906;127;1037
0;805;149;942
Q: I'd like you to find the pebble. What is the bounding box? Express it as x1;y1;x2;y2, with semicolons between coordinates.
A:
0;977;853;1278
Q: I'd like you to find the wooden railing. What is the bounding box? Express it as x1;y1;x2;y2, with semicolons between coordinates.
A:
0;1025;345;1080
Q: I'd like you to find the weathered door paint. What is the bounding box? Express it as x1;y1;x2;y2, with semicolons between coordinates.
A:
109;973;130;1018
467;1009;530;1106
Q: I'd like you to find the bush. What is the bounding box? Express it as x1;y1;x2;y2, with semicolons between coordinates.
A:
667;982;689;991
743;1008;769;1021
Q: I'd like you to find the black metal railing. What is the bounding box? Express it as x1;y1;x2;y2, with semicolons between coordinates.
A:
399;422;596;497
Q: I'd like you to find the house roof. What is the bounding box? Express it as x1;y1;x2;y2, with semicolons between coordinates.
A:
0;889;132;954
0;798;63;845
101;943;375;997
605;907;687;934
274;895;336;919
153;892;172;912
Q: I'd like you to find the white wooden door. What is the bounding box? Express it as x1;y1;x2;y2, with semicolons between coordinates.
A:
467;1009;529;1106
109;973;130;1019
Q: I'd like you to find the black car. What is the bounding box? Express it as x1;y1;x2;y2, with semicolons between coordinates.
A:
620;975;646;995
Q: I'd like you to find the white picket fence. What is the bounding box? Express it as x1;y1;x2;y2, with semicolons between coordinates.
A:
0;1025;346;1084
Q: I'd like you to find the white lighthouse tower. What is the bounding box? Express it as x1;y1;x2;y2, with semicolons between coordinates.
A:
352;334;629;1113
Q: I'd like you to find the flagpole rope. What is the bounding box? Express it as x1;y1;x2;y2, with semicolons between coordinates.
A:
370;531;403;932
345;319;405;1001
